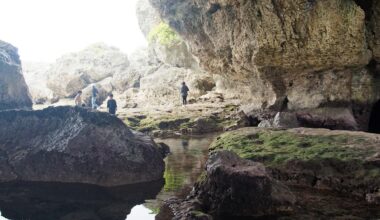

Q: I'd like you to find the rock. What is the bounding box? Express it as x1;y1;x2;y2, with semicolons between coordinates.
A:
22;62;54;104
366;191;380;205
258;119;274;128
296;108;358;130
156;142;171;158
199;151;296;217
138;65;214;106
273;112;299;129
157;118;190;130
210;127;380;199
81;77;114;107
136;0;161;37
163;151;296;219
371;1;380;62
0;40;32;110
0;106;165;186
112;48;160;92
148;0;380;126
47;43;129;98
188;116;223;134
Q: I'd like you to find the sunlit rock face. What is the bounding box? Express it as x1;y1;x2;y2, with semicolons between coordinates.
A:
23;62;55;104
46;43;129;98
0;40;32;110
119;0;216;108
0;106;165;186
148;0;380;129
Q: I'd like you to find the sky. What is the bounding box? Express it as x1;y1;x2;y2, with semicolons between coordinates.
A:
0;0;147;62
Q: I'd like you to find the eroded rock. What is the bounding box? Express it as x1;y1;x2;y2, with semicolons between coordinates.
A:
0;40;32;110
0;106;164;186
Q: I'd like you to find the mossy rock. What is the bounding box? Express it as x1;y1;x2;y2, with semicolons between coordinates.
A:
210;128;380;193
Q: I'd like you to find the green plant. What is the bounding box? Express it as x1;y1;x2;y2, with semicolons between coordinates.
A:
148;22;181;46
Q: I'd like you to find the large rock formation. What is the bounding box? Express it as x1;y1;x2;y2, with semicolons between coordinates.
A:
148;0;380;130
0;106;165;186
47;43;128;98
157;151;296;219
112;0;216;108
0;40;32;110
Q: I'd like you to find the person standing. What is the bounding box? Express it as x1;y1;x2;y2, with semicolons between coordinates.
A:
180;82;190;105
91;85;99;109
107;94;117;115
74;91;82;106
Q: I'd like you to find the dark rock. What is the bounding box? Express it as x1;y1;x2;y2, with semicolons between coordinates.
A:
156;142;171;158
162;151;296;219
0;106;165;186
158;118;190;130
196;151;296;218
0;40;32;110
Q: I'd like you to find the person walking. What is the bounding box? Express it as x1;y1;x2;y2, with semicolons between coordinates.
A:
107;94;117;115
74;91;82;106
180;82;190;105
91;85;99;109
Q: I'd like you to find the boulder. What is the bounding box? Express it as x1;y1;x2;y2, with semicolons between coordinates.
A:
112;48;160;92
47;43;129;98
0;106;165;186
296;108;358;130
0;40;32;110
161;151;296;219
273;112;299;129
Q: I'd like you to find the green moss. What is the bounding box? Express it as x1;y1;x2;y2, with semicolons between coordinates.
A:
210;130;377;167
148;22;181;46
163;167;185;192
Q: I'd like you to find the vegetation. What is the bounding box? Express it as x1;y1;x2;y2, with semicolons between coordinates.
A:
210;129;378;167
148;22;181;46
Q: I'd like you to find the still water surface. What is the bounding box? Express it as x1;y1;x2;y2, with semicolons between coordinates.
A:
0;135;216;220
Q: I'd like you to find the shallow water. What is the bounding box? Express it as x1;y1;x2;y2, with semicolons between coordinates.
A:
0;135;216;220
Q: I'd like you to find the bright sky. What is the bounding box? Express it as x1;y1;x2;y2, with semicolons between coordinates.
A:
0;0;147;62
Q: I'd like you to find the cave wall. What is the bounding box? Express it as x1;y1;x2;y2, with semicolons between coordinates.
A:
149;0;380;130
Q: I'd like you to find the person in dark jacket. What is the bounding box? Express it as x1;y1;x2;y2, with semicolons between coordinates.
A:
180;82;189;105
107;94;117;115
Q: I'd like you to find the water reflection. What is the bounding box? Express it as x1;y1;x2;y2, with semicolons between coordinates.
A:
0;180;163;220
0;135;216;220
142;135;216;215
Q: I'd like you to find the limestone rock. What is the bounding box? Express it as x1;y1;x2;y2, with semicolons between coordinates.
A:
136;0;161;37
0;106;165;186
112;48;160;92
148;0;379;116
296;108;358;130
138;65;214;106
271;112;298;128
0;40;32;110
47;43;129;98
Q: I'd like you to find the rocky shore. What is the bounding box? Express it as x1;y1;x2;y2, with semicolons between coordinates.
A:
158;128;380;219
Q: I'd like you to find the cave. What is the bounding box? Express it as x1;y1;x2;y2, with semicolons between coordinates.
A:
368;100;380;133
